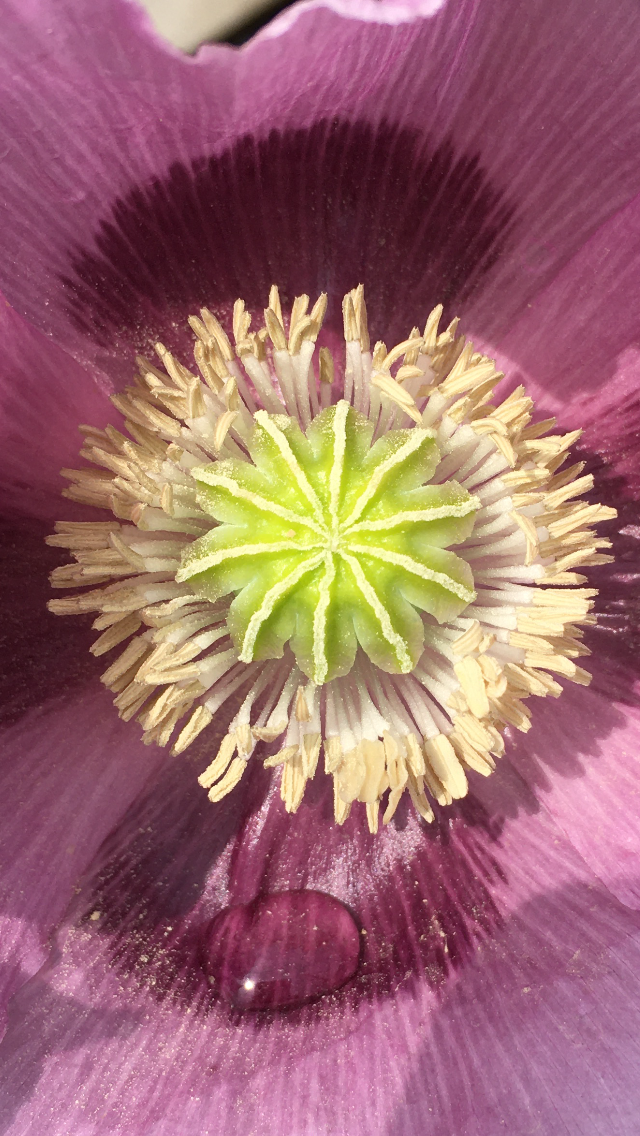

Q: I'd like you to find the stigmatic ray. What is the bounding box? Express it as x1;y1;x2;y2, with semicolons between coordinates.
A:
49;286;615;832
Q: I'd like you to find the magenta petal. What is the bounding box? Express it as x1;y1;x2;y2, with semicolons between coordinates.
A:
493;188;640;412
0;0;235;377
0;516;102;724
389;882;640;1136
2;0;640;377
0;689;168;1028
1;2;639;1130
0;298;111;521
56;117;513;381
483;198;640;702
504;687;640;912
0;762;638;1134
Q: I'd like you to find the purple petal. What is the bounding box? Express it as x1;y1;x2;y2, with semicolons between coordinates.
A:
0;689;169;1029
493;188;640;413
2;0;640;380
388;878;640;1136
61;754;506;1013
481;198;640;708
1;3;639;1130
0;298;112;521
0;0;235;379
0;757;638;1134
506;687;640;911
0;515;100;724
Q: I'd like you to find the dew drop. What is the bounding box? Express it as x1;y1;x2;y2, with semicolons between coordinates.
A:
202;890;361;1011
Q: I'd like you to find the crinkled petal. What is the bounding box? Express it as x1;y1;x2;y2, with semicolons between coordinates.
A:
0;758;639;1134
1;3;639;1131
388;875;640;1136
487;207;640;703
0;298;111;521
0;0;235;379
0;516;99;724
505;687;640;911
494;188;640;416
0;689;169;1031
1;0;640;379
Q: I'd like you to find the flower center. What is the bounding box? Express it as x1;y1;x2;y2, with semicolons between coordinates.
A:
177;402;478;685
48;285;616;833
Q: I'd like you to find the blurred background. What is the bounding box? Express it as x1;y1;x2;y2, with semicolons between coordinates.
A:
138;0;297;50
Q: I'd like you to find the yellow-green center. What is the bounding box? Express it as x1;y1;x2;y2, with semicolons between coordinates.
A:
177;401;478;684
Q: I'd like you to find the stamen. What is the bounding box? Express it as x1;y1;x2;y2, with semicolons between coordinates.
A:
48;286;614;832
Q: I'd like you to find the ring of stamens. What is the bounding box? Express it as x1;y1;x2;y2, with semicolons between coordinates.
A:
48;285;616;833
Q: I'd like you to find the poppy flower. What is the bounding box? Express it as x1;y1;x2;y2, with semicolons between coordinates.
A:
1;0;640;1133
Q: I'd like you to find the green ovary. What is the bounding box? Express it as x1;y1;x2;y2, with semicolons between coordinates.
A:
177;401;478;684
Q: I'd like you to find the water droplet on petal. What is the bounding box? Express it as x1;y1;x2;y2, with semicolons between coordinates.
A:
202;890;361;1010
